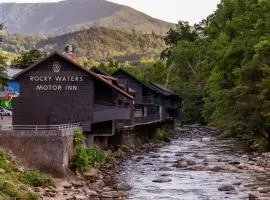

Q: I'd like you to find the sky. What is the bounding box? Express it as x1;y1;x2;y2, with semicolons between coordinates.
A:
0;0;221;24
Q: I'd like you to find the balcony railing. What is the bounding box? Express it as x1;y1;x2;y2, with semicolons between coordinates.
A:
93;105;131;123
134;114;160;124
1;123;80;131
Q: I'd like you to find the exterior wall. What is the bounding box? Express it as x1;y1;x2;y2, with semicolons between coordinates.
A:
0;128;78;177
113;71;143;104
94;81;114;106
13;55;93;131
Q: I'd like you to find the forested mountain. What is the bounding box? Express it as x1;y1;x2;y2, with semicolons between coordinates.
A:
1;27;166;61
0;0;173;36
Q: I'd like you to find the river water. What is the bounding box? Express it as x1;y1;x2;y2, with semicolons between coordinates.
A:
120;126;269;200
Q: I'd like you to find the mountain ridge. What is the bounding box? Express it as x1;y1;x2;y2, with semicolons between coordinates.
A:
0;0;173;36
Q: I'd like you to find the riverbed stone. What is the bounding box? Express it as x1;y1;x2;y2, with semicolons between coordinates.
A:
218;184;235;191
72;181;85;188
249;193;259;200
258;187;270;193
62;181;72;189
159;166;171;171
175;152;183;156
83;167;100;179
177;160;188;168
152;178;172;183
191;164;206;171
73;194;88;200
116;182;132;191
160;173;171;177
187;160;196;166
87;190;98;197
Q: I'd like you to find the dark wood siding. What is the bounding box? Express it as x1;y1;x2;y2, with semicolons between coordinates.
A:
13;54;93;131
113;71;143;104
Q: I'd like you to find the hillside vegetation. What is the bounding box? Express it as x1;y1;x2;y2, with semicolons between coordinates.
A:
0;0;173;36
1;27;166;62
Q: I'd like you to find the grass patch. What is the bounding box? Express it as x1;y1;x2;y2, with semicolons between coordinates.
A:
22;170;54;187
0;149;38;199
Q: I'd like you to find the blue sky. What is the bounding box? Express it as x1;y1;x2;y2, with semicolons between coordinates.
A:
0;0;221;24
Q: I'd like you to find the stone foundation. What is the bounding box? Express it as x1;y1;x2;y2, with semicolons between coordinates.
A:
0;128;79;177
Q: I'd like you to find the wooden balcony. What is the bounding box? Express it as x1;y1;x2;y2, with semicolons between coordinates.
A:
93;105;131;123
134;114;160;125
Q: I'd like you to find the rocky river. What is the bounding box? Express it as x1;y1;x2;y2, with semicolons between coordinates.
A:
120;125;270;200
39;125;270;200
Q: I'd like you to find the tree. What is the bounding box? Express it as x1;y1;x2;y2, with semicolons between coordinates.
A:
0;23;7;88
13;49;47;69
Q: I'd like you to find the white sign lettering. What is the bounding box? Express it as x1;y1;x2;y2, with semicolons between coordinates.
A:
30;75;83;91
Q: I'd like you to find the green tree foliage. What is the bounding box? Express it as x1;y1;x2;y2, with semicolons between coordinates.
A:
163;0;270;148
0;24;7;87
13;49;47;69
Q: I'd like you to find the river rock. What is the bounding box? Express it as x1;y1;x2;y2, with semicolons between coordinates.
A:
191;164;206;171
175;152;183;157
159;166;171;171
177;160;188;168
226;190;238;194
116;182;132;191
152;178;172;183
163;137;171;143
229;161;240;165
0;168;5;173
249;193;259;200
62;182;72;189
88;190;98;197
72;181;85;188
143;162;153;165
100;191;115;199
160;173;171;177
93;180;105;190
103;187;113;192
73;194;88;200
258;187;270;193
187;160;196;166
218;184;235;191
83;167;100;179
150;154;161;158
211;165;225;172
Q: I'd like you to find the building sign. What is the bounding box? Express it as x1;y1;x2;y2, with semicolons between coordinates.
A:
29;62;84;91
30;75;84;91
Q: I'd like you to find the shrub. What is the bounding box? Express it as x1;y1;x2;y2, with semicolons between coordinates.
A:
71;130;117;172
113;148;126;158
23;170;54;187
0;181;19;198
86;146;104;165
71;147;89;172
154;128;169;141
104;151;116;165
0;149;15;172
255;137;270;151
